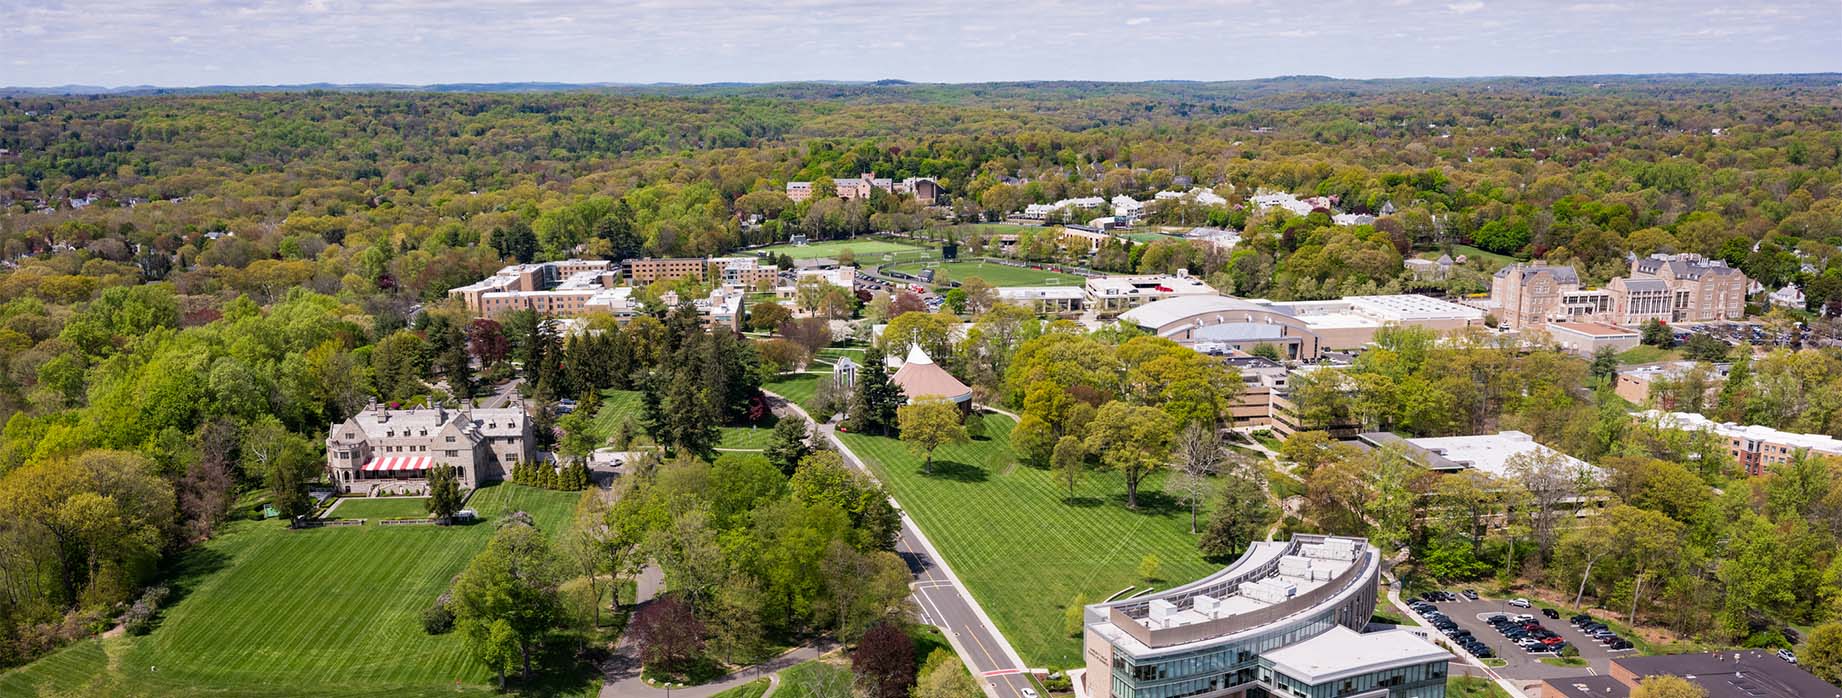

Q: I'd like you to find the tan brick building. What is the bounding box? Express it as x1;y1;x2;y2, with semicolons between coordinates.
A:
448;260;617;317
1609;253;1748;325
625;257;711;284
1487;262;1610;330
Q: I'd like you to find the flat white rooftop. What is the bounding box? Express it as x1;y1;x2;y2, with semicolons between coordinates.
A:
1263;626;1449;684
1645;410;1842;454
1402;431;1594;478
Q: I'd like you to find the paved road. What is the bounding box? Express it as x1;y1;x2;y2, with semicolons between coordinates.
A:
481;377;523;409
769;392;1037;698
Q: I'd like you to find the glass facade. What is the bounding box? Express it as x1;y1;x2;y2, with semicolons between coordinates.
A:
1107;593;1443;698
1110;611;1341;698
1266;662;1446;698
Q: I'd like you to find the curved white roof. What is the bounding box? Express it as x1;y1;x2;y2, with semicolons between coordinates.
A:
1119;295;1279;329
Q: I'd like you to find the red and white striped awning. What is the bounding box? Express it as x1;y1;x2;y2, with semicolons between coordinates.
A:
361;456;433;472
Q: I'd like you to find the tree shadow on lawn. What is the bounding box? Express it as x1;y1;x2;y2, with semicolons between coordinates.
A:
1060;496;1104;508
1111;490;1182;516
919;460;987;483
506;632;606;697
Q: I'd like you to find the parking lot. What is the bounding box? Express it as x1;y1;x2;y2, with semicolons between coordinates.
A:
1404;592;1639;682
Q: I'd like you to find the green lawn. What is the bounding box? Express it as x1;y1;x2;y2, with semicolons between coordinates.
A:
0;483;587;698
1616;345;1682;365
927;223;1045;236
839;413;1217;669
588;389;647;445
325;496;432;520
883;260;1084;287
754;238;934;261
718;424;775;451
1120;232;1175;244
1447;676;1511;698
709;678;771;698
763;373;828;418
774;661;853;698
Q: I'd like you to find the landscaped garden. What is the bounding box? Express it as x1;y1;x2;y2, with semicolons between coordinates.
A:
324;495;435;520
0;483;590;698
882;259;1085;287
838;412;1216;669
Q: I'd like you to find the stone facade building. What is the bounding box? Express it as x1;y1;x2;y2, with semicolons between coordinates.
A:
325;403;534;495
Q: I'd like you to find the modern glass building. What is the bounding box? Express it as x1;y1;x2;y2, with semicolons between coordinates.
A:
1082;535;1449;698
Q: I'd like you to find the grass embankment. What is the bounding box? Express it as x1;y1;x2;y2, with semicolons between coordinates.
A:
1447;676;1511;698
839;412;1217;669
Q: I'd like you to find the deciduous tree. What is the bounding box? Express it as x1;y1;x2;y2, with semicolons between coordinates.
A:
897;398;969;474
1084;401;1175;508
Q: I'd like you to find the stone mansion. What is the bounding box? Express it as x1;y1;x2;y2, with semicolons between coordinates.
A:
324;402;535;494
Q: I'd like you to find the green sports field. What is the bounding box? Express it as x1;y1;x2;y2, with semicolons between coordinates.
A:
838;413;1215;669
0;483;588;698
882;260;1084;287
753;238;935;262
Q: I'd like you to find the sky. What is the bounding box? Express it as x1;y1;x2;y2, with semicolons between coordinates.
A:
1;0;1838;87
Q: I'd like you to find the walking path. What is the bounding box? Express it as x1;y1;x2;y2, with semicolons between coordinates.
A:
600;642;831;698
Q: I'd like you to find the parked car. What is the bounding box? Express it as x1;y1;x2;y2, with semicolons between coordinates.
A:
1462;590;1480;600
1543;608;1561;619
1512;614;1536;623
1508;598;1532;608
1778;649;1797;664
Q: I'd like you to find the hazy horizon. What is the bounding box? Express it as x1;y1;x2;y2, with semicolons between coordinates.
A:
3;0;1838;88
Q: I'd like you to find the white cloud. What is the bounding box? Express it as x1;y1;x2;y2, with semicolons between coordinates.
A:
1125;16;1151;25
1565;2;1625;11
1446;1;1485;13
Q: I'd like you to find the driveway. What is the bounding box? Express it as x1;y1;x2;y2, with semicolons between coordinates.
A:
1417;593;1637;685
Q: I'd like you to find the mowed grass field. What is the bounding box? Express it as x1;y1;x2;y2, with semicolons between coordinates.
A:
324;496;432;520
0;483;586;698
838;413;1215;669
763;372;828;418
884;260;1084;287
753;238;934;261
588;389;646;444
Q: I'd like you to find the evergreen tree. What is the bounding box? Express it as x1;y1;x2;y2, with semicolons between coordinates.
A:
853;347;904;435
427;465;464;520
764;418;812;475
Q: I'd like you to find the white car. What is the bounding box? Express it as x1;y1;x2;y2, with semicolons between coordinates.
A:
1021;689;1040;698
1779;649;1798;664
1512;614;1536;623
1508;598;1532;608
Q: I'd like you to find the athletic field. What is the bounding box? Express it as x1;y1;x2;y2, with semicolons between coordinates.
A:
839;413;1214;669
0;483;588;698
882;259;1085;287
753;238;935;262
